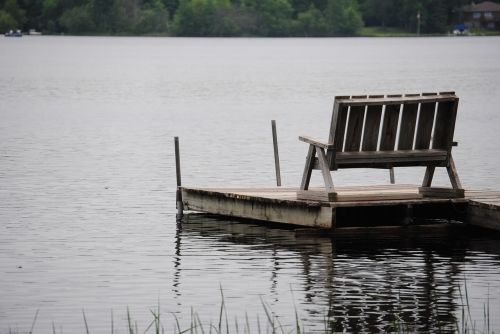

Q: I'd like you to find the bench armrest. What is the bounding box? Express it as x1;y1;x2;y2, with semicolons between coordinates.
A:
299;136;335;149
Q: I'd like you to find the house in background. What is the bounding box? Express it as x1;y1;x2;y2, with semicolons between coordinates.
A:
460;1;500;29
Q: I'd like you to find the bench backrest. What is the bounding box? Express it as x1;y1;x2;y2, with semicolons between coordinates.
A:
328;92;459;156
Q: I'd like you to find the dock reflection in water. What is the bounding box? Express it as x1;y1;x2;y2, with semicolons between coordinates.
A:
174;215;500;332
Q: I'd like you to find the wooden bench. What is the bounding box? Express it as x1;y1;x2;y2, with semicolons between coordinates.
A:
297;92;464;201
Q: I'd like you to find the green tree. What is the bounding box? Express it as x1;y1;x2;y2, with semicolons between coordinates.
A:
0;9;17;30
18;0;44;31
41;0;63;32
296;4;327;35
3;0;25;26
134;0;169;34
173;0;238;36
324;0;363;35
360;0;396;27
423;0;448;33
243;0;293;36
163;0;179;17
59;4;94;34
173;0;210;35
90;0;117;32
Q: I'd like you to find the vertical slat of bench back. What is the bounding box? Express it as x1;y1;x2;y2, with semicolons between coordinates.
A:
415;93;438;149
398;93;420;150
380;94;402;151
362;95;384;151
344;95;367;152
327;96;349;168
330;98;349;152
433;93;458;150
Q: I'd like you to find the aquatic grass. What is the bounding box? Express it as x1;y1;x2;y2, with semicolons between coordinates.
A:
4;287;496;334
29;310;39;334
83;310;90;334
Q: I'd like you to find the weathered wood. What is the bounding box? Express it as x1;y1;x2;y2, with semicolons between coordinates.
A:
174;136;184;217
362;104;383;151
341;94;457;106
333;103;349;153
298;92;461;197
327;99;344;169
422;166;435;187
432;100;457;150
467;204;500;231
182;184;500;230
317;147;335;192
389;168;395;184
415;98;437;149
182;187;335;228
175;137;182;187
335;149;448;164
398;102;419;150
298;136;334;149
296;190;337;202
271;120;282;187
300;145;316;190
183;186;500;224
380;95;401;151
447;154;462;189
419;186;465;198
344;104;365;151
297;189;422;202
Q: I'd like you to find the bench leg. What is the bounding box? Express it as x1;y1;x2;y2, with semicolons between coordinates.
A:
317;147;335;193
419;156;464;198
389;168;395;184
300;145;316;190
447;155;462;190
422;166;435;187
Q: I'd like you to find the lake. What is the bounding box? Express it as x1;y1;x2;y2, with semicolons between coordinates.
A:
1;36;500;333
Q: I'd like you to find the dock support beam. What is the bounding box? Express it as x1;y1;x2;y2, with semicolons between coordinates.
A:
271;120;282;187
174;136;184;219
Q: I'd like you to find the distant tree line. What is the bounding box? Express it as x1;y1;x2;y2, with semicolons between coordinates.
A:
1;0;498;36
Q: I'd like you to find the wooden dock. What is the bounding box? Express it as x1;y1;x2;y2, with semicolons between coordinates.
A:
180;185;500;231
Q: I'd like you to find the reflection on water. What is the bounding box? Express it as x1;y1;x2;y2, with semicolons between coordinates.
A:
177;215;500;332
2;36;500;333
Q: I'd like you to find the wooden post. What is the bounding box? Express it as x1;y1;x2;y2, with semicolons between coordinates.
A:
422;166;435;187
174;136;184;218
389;168;395;184
403;204;414;225
271;120;282;187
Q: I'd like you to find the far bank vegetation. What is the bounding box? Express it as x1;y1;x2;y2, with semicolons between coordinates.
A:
0;0;497;36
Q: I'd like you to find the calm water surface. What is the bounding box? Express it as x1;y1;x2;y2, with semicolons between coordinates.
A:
1;36;500;332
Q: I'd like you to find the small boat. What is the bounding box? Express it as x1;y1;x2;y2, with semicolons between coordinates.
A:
28;29;42;35
4;30;23;37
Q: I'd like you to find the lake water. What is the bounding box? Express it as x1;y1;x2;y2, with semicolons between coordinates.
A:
1;36;500;333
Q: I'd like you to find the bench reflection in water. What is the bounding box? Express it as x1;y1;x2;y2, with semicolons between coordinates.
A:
173;214;500;332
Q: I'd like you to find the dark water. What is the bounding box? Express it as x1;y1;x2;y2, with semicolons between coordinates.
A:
1;36;500;333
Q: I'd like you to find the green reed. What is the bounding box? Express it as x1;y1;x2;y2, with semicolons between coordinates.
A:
7;285;494;334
